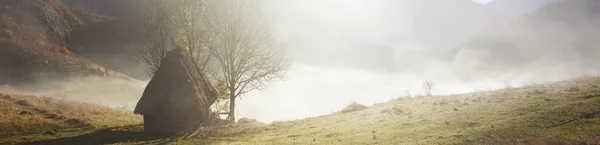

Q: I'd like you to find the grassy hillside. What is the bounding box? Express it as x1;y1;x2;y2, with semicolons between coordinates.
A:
2;76;599;144
0;93;141;144
190;76;600;144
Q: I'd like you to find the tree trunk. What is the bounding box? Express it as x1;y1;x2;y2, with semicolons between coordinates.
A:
229;96;235;123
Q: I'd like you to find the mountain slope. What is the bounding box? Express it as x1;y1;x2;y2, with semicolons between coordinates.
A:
452;0;600;80
411;0;510;51
486;0;560;16
0;0;143;88
59;0;148;79
0;0;80;51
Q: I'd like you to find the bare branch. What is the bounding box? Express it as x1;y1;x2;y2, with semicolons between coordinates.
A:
136;0;215;77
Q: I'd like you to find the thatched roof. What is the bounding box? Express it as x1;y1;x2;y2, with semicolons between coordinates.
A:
134;48;217;115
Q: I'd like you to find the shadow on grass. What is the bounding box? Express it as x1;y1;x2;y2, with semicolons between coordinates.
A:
17;125;182;145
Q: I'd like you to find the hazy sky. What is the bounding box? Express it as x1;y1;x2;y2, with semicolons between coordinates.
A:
472;0;495;4
234;0;566;123
485;0;561;16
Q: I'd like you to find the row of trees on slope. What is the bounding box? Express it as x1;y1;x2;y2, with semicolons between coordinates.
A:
136;0;288;123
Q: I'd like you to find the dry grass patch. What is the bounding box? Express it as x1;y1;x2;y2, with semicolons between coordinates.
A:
0;93;141;143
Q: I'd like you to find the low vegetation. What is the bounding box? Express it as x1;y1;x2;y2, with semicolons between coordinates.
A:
340;102;368;113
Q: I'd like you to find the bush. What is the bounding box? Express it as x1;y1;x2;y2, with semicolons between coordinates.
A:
15;100;35;107
0;29;12;39
393;106;404;115
238;118;262;124
341;103;368;113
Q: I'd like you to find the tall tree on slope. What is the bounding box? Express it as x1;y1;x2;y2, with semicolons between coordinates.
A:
203;0;288;122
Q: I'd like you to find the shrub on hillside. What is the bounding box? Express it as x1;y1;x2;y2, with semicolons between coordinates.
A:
238;118;262;124
341;103;368;113
393;106;404;115
55;46;71;55
0;29;12;39
15;100;34;107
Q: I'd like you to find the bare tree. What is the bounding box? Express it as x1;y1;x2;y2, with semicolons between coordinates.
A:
169;0;214;73
422;80;434;96
136;0;175;76
136;0;214;76
136;0;287;122
203;0;288;122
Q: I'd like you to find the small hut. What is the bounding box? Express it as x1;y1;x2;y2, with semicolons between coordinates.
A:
134;47;217;132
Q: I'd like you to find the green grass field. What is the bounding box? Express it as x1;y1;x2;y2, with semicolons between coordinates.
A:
1;76;599;145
